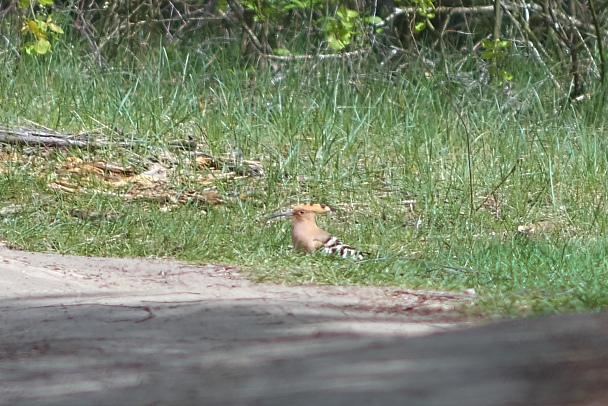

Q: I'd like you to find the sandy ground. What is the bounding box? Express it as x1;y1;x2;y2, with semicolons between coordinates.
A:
1;245;607;406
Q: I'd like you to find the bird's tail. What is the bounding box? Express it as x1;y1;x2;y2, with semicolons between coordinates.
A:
322;236;368;260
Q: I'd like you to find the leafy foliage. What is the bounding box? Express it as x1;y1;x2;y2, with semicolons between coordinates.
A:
409;0;436;34
482;38;513;84
19;0;64;55
319;7;360;52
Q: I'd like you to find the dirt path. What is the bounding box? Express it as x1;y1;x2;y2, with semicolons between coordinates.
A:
1;245;607;406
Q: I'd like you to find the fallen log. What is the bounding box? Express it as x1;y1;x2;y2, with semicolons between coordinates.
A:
0;126;264;178
0;127;94;148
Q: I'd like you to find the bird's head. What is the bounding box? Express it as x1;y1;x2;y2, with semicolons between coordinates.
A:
266;203;335;222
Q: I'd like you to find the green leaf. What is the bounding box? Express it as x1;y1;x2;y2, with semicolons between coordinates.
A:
365;16;382;25
337;28;352;41
18;0;30;8
283;1;305;11
48;22;64;34
346;9;358;18
501;70;514;81
482;40;493;49
341;20;354;30
38;0;54;4
241;0;256;10
215;0;227;12
274;48;291;56
481;50;494;59
24;43;35;55
34;39;51;54
328;34;345;51
498;40;511;48
413;21;426;33
26;20;47;39
319;16;337;32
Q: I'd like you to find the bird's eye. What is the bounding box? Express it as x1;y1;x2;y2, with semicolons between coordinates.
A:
299;211;305;214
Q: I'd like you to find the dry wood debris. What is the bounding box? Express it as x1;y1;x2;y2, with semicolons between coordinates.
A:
0;125;264;209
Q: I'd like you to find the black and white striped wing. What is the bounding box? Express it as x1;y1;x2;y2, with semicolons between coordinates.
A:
322;236;367;260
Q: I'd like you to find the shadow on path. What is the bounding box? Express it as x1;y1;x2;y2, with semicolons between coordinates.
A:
0;248;606;406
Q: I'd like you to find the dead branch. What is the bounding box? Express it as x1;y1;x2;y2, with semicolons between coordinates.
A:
502;3;561;90
226;0;273;55
377;2;608;39
262;49;370;61
73;1;109;68
0;127;95;148
0;127;134;149
0;126;265;178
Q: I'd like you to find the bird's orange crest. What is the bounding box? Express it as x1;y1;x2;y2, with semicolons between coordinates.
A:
291;203;335;215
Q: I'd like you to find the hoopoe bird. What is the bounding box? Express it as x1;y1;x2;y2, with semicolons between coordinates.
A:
266;203;367;260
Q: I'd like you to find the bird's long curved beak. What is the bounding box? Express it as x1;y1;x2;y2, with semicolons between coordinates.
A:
266;209;294;221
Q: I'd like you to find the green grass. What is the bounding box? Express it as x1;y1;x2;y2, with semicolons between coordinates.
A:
2;42;608;317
